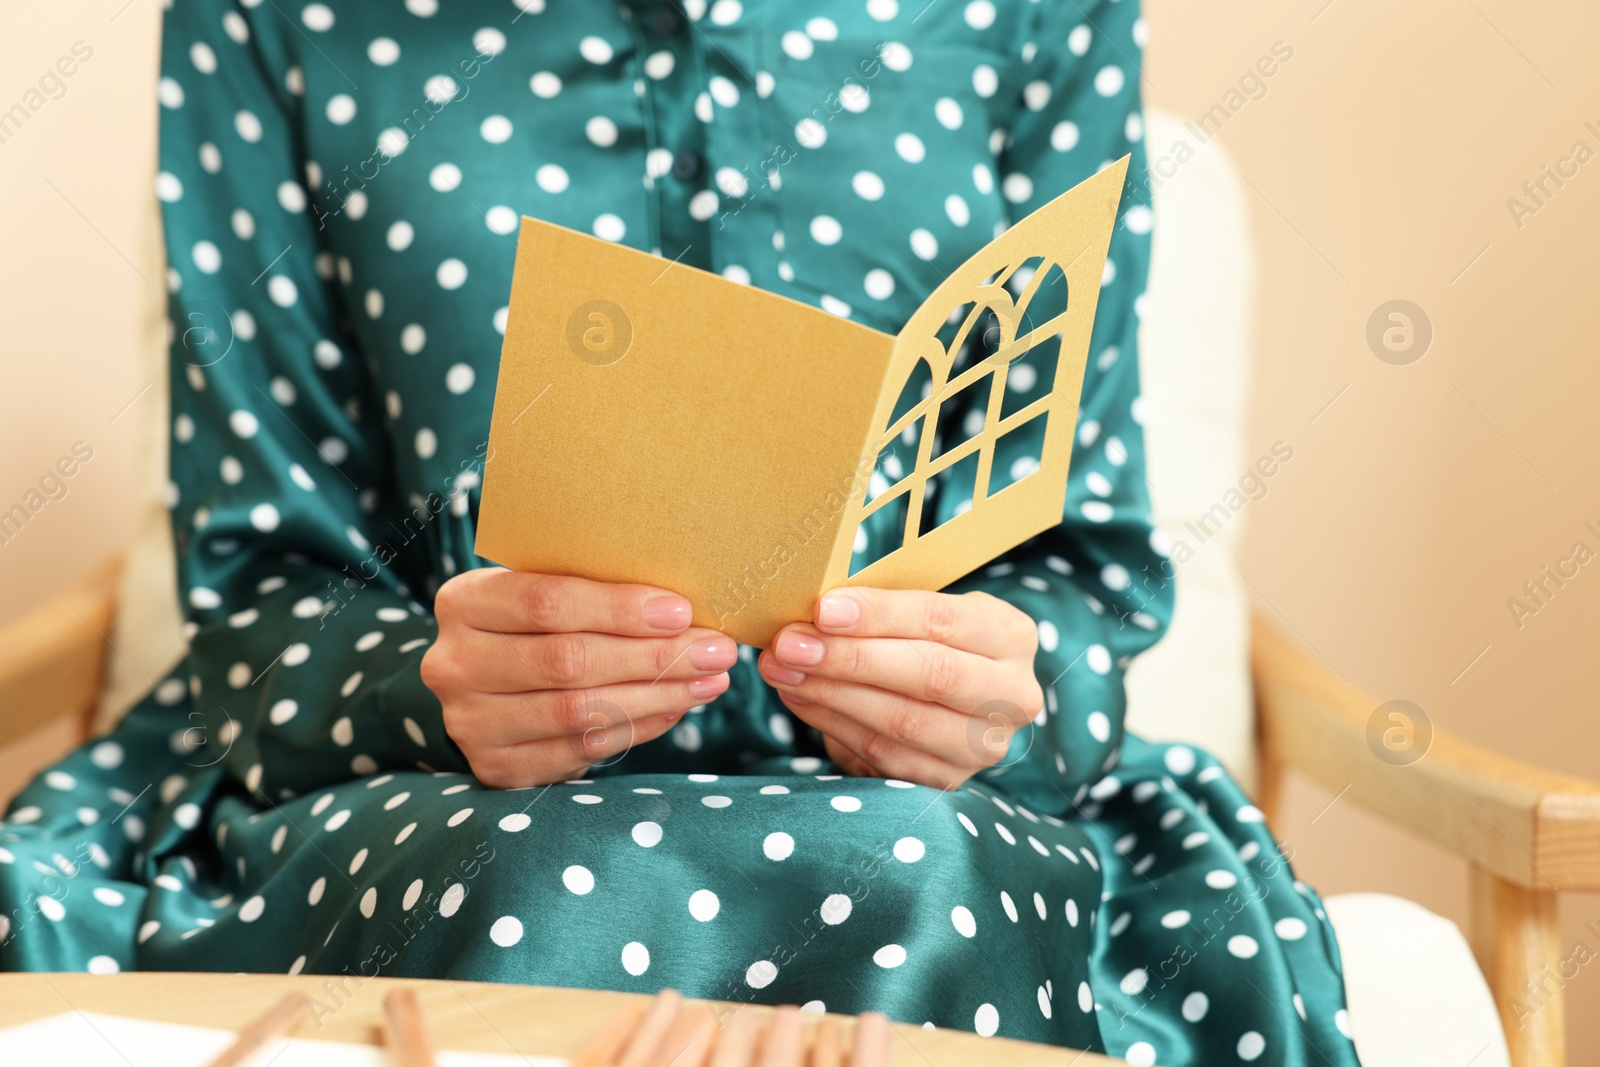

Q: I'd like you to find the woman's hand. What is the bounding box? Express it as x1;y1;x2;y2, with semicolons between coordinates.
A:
423;568;735;788
758;588;1044;791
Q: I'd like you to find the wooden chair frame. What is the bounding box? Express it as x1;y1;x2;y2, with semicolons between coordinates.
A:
2;558;1595;1067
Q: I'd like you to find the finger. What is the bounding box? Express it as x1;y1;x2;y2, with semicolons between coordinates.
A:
781;693;970;791
451;674;729;747
476;711;684;788
765;626;1036;717
762;661;990;766
822;735;877;779
436;568;696;637
812;587;1036;658
454;628;736;692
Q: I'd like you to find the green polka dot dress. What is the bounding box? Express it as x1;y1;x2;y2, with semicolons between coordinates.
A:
0;2;1361;1064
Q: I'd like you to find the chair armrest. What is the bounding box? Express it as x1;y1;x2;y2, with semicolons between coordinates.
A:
1251;611;1600;891
0;557;121;748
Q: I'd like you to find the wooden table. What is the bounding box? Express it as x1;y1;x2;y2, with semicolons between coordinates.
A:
0;973;1123;1066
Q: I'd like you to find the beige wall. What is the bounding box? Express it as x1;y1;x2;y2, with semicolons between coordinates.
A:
1144;0;1600;1057
0;5;159;628
5;0;1600;1056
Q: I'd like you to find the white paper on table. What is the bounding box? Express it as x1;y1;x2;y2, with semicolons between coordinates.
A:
0;1010;568;1066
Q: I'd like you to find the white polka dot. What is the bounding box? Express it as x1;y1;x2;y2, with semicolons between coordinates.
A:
429;163;462;192
894;133;926;163
864;269;895;300
852;171;884;201
88;955;120;975
1238;1032;1266;1060
746;960;778;988
794;117;826;148
530;71;562;97
594;213;626;242
873;944;907;968
480;115;512;143
1125;1043;1156;1066
830;795;861;812
763;832;794;860
610;940;650;976
1228;934;1260;959
688;889;720;922
490;916;523;946
820;894;852;925
972;65;998;97
881;41;912;71
1206;870;1239;890
368;37;400;64
1095;65;1126;96
910;229;938;260
535;164;569;194
973;1003;999;1037
1088;713;1113;748
301;3;334;30
473;27;506;56
893;837;925;863
249;503;280;532
436;259;469;290
238;895;265;922
579;36;613;64
326;94;356;124
192;241;221;274
267;276;298;307
439;883;466;917
563;865;595;895
1177;991;1210;1023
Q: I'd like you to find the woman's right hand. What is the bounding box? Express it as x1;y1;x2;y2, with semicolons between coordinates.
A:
422;568;734;788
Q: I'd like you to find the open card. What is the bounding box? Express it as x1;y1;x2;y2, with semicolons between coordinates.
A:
477;156;1129;647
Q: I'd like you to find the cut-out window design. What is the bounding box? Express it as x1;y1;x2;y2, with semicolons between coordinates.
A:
851;248;1076;560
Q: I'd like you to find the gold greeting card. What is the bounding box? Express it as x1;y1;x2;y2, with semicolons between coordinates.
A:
476;156;1129;646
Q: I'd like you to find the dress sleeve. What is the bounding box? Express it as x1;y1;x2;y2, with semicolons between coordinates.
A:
944;0;1172;815
159;0;468;800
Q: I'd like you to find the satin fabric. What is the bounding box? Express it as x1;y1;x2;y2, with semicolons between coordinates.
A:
0;1;1359;1063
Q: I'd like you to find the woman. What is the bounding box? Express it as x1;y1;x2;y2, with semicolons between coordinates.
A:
0;1;1359;1063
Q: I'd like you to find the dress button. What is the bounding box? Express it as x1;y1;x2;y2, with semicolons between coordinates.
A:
649;6;682;37
670;151;703;182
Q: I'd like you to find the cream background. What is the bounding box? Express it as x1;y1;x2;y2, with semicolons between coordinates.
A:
3;0;1599;1057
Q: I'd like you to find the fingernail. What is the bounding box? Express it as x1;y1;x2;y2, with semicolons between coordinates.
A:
773;630;825;667
817;593;860;630
688;674;729;700
688;637;736;671
642;595;692;631
760;661;807;687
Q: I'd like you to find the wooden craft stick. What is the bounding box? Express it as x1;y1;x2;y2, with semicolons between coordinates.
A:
755;1006;804;1067
707;1006;766;1067
848;1013;893;1067
383;989;438;1067
616;989;684;1067
571;1000;649;1067
649;1003;718;1067
202;992;309;1067
810;1016;843;1067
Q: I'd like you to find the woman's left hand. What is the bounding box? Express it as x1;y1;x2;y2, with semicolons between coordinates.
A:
757;587;1045;791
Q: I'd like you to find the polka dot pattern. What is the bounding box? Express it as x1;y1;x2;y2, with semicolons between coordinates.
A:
0;5;1352;1065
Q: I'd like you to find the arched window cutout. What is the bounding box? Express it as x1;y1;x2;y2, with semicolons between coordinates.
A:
989;411;1048;495
999;333;1061;421
1014;263;1069;337
918;451;981;539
